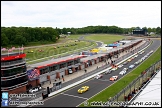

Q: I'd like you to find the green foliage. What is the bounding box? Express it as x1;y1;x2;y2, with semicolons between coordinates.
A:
1;27;59;47
84;34;125;44
1;33;9;46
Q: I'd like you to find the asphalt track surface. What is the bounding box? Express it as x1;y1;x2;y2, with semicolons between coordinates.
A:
35;39;161;107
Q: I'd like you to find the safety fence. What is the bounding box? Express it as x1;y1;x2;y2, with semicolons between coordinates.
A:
108;60;161;107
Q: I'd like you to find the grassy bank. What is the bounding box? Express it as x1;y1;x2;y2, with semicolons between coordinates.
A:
79;45;161;107
84;34;126;44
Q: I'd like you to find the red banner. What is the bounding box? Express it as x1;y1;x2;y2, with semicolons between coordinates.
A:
1;53;26;61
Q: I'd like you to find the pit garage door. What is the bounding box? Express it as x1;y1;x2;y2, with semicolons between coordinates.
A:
49;71;57;80
50;74;56;80
60;71;65;77
39;75;47;83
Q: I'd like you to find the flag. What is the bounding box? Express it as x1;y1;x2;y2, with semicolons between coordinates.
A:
8;49;12;56
8;49;12;52
1;48;6;51
18;46;20;54
21;44;24;53
20;47;24;50
12;47;15;50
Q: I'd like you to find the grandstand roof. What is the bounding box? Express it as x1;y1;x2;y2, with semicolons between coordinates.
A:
30;54;85;68
80;53;106;62
129;70;161;107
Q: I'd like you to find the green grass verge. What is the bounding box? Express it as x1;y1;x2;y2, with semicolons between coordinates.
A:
84;34;126;44
79;45;161;107
68;35;82;40
27;42;97;64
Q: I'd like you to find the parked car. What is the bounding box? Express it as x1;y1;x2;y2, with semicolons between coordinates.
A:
150;50;153;53
29;87;40;93
141;57;145;61
111;67;118;71
134;61;139;65
105;69;112;74
123;68;128;72
139;59;143;63
129;64;135;69
78;86;89;94
119;68;128;75
144;55;148;58
110;76;118;81
119;70;126;75
131;57;135;60
68;69;73;74
127;59;132;62
94;74;103;79
139;51;145;55
134;55;138;58
118;64;123;68
123;61;128;65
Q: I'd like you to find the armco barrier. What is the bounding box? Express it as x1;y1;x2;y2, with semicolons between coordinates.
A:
19;40;152;107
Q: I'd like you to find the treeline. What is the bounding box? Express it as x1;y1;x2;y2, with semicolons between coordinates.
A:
1;27;60;46
1;26;161;46
61;26;161;35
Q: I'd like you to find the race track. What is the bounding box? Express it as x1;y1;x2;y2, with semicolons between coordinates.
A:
35;39;161;107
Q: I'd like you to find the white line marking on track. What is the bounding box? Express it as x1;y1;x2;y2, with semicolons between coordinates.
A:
61;93;88;100
97;79;111;81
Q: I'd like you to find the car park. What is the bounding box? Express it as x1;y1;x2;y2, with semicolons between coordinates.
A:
94;74;103;79
118;64;123;68
129;64;135;69
78;86;89;94
110;76;118;81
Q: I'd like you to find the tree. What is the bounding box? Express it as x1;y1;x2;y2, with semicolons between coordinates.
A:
14;35;26;46
1;33;9;46
156;27;161;35
147;27;152;34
